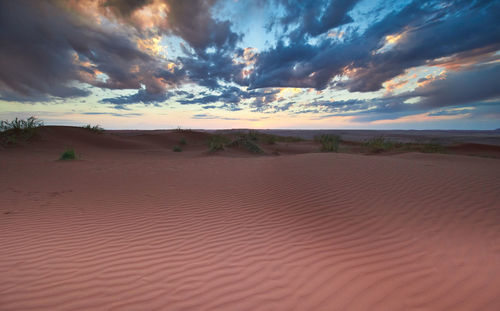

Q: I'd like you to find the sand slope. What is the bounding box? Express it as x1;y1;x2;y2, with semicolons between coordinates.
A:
1;129;500;310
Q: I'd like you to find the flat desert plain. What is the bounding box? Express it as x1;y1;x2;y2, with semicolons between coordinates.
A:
1;127;500;310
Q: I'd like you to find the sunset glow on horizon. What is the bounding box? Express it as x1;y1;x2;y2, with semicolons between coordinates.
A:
1;0;499;130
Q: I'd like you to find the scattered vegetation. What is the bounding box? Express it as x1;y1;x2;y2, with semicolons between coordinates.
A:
420;142;446;153
83;124;104;134
315;134;340;152
59;148;77;160
179;138;187;145
175;126;193;133
227;135;264;154
364;137;396;153
233;130;303;145
207;130;303;154
173;145;182;152
208;134;231;151
362;137;446;154
0;116;43;144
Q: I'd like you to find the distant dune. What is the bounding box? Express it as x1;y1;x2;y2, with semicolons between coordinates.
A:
1;127;500;310
258;129;500;145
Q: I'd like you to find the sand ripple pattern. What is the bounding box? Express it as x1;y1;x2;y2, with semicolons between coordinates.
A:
1;152;500;310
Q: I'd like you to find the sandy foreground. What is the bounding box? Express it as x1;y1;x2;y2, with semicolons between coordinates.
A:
1;127;500;310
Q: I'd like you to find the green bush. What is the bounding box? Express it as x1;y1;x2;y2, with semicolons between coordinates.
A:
0;116;43;144
227;137;263;154
238;131;303;145
246;130;259;141
175;126;192;133
365;137;395;153
60;148;77;160
173;145;182;152
315;134;340;152
208;134;230;151
421;143;445;153
260;134;278;145
83;124;104;134
179;138;187;145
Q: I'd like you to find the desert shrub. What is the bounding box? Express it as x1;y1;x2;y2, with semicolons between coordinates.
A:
175;126;192;133
238;131;303;145
179;138;187;145
60;148;77;160
246;130;259;141
0;116;43;144
83;124;104;134
421;142;445;153
315;134;340;152
228;137;263;154
173;145;182;152
208;134;230;151
365;137;395;153
260;134;278;145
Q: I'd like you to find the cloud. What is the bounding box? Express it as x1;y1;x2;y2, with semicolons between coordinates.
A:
273;0;360;40
307;62;500;121
100;89;174;107
1;0;499;127
192;113;260;121
101;0;153;17
163;0;240;53
81;111;143;117
0;0;159;102
0;0;242;104
178;86;282;112
249;0;500;93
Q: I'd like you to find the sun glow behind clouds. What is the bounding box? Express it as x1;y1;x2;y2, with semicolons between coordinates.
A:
0;0;499;129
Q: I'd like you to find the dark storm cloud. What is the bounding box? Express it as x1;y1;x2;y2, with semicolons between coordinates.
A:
272;0;360;40
100;89;175;108
164;0;240;53
305;62;500;120
0;0;241;104
179;53;245;89
102;0;152;17
99;0;241;53
95;0;244;104
2;0;499;123
343;0;500;93
0;0;158;102
178;87;281;112
250;0;500;92
406;63;500;110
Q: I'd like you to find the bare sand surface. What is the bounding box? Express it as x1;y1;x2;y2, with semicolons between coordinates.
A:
1;127;500;310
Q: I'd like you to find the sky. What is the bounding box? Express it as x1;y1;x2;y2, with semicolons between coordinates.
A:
0;0;499;130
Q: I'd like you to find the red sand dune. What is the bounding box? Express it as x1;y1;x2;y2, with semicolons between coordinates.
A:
1;127;500;310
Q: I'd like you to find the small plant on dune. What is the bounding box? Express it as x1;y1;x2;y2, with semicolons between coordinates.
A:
260;134;278;145
60;148;77;160
421;142;445;153
273;135;303;143
173;145;182;152
238;131;303;145
246;130;259;141
175;126;193;133
227;136;264;154
0;116;43;144
208;134;230;152
179;138;187;145
315;134;340;152
364;137;395;153
83;124;104;134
